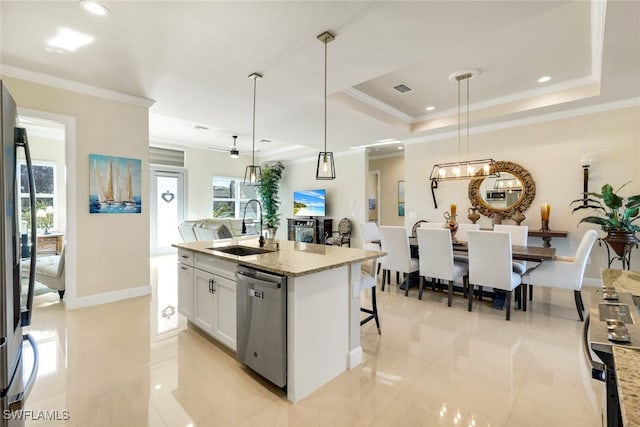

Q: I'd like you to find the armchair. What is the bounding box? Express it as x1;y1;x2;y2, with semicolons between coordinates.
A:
325;217;352;247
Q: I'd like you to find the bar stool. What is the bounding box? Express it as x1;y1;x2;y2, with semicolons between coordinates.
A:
359;261;381;334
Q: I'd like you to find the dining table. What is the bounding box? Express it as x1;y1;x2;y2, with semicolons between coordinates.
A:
406;236;556;308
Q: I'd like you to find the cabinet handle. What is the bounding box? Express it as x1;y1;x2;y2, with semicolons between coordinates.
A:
180;266;188;271
208;279;213;293
181;255;189;259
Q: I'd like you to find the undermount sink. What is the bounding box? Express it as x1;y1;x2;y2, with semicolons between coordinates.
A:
209;245;275;256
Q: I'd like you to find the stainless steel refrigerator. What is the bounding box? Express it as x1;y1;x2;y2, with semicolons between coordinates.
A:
0;80;39;426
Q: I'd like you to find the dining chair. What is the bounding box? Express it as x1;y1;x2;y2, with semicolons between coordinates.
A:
493;224;528;275
359;257;381;334
416;228;468;306
378;226;419;296
467;230;522;320
523;229;598;321
419;222;445;229
454;223;480;242
361;222;383;276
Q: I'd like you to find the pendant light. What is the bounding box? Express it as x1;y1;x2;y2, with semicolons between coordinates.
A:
230;135;239;159
429;69;498;182
244;72;263;186
316;31;336;180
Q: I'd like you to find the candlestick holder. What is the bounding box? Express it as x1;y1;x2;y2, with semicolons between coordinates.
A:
540;219;549;231
444;211;459;242
467;206;480;224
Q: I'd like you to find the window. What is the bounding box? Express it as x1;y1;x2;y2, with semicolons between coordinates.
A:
212;177;258;220
19;161;57;230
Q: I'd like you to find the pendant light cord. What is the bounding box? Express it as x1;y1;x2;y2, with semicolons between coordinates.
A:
457;77;461;163
323;37;328;153
252;76;257;166
466;75;470;162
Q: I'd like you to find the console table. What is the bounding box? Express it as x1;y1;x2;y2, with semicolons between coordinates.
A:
36;232;64;255
527;229;568;248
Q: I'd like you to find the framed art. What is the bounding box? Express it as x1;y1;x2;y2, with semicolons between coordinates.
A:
398;180;405;216
89;154;142;214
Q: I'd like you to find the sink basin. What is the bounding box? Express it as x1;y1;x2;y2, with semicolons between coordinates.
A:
208;245;275;256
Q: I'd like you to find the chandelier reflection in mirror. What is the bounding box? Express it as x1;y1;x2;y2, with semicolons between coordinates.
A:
430;69;498;182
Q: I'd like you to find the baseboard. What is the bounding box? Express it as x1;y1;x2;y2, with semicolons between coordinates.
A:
65;285;151;309
348;346;363;369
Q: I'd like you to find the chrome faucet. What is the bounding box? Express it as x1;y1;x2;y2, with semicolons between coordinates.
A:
241;198;265;248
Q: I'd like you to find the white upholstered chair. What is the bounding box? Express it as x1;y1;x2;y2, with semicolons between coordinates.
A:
523;229;598;321
454;223;480;242
361;222;384;277
467;231;521;320
378;226;419;296
493;224;528;275
361;222;381;251
420;222;445;229
417;228;469;306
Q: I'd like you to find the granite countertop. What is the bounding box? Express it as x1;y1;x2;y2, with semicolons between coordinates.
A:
612;346;640;427
173;239;383;277
601;269;640;295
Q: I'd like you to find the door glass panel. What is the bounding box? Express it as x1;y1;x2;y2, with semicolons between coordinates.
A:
155;176;179;249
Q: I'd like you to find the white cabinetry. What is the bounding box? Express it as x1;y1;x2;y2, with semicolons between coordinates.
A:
194;268;216;333
178;251;237;351
177;249;194;321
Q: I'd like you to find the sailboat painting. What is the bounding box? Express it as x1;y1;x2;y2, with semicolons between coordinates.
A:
89;154;142;214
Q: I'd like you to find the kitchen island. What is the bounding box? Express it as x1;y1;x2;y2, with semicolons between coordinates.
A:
600;268;640;427
173;238;382;403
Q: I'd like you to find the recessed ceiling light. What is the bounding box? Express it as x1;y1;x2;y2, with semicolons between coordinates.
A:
425;106;435;111
80;1;110;16
537;76;552;83
46;27;94;52
397;146;404;150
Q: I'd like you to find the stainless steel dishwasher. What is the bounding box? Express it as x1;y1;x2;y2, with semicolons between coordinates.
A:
236;265;287;387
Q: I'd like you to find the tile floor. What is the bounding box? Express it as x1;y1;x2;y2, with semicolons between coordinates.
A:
23;254;603;426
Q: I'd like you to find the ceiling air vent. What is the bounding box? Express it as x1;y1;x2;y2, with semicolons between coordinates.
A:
392;84;413;94
193;125;209;130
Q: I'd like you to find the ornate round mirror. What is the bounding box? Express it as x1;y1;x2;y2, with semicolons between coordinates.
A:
468;161;536;220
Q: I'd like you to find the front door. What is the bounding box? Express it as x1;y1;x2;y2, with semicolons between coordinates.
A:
150;169;185;255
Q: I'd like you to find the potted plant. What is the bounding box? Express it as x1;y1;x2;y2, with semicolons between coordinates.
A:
257;161;285;238
571;182;640;256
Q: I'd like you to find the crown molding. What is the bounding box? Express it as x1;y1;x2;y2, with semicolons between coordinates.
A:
341;87;413;123
403;97;640;147
1;64;155;108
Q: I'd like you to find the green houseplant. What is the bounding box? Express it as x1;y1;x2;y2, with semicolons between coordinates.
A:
571;182;640;256
257;161;285;237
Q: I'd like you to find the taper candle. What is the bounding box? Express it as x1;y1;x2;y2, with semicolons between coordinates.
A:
450;204;457;216
540;203;551;221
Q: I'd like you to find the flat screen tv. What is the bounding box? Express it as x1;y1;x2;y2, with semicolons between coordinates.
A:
293;189;326;217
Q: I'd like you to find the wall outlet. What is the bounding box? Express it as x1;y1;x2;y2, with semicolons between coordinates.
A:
352;282;360;298
409;212;416;219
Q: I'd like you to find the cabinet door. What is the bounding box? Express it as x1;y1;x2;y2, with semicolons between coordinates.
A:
193;269;215;334
213;275;237;351
177;263;194;321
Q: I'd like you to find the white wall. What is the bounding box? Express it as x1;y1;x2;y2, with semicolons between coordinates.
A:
182;146;253;219
405;105;640;281
280;151;367;248
4;76;151;301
